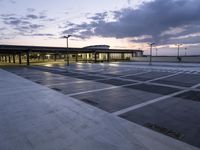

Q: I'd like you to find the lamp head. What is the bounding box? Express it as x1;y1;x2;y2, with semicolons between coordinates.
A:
148;42;155;46
63;35;72;38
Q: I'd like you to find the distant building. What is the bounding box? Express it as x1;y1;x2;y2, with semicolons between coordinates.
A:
80;45;142;61
83;45;110;50
0;44;143;65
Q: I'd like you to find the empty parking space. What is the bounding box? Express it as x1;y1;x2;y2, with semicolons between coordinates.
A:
100;69;146;77
119;93;200;148
34;77;84;86
175;90;200;102
3;63;200;149
97;78;135;86
122;71;173;81
48;81;113;95
72;84;179;113
126;83;180;95
153;74;200;87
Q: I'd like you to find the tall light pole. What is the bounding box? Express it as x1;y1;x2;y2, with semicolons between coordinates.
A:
155;47;158;56
63;35;71;67
176;44;182;57
185;47;187;56
149;42;155;65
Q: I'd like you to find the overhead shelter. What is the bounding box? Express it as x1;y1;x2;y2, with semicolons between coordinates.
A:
0;44;143;65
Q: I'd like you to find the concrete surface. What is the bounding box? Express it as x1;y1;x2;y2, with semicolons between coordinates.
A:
120;95;200;148
0;68;199;150
132;56;200;63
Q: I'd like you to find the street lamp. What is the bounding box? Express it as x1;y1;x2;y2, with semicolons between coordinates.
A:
185;47;187;56
155;47;158;56
63;35;72;67
149;42;155;65
176;44;182;57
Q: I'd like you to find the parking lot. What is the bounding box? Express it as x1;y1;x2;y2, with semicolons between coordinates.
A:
4;62;200;148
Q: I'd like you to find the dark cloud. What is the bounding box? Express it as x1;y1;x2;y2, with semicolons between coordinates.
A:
0;11;55;37
30;33;54;36
25;13;50;20
62;0;200;45
87;12;108;21
26;14;38;19
29;24;44;29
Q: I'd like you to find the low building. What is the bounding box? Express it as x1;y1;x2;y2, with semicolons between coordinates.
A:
0;44;143;65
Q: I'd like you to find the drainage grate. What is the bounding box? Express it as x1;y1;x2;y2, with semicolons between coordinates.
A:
145;123;184;140
81;98;98;106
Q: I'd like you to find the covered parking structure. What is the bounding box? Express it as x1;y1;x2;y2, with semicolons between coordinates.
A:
0;45;143;65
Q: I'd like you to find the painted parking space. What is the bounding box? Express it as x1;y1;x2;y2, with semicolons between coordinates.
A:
119;93;200;148
48;81;113;95
3;63;200;149
100;69;146;77
96;78;135;86
152;74;200;87
175;90;200;102
122;71;173;81
126;83;180;95
72;84;179;113
34;77;84;86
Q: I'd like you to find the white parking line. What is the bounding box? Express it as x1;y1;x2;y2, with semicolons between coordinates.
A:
119;71;151;78
112;90;188;116
46;80;93;86
67;82;141;97
113;82;200;116
191;83;200;89
45;77;115;87
146;72;181;82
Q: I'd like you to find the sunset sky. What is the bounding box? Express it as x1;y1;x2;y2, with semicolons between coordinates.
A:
0;0;200;55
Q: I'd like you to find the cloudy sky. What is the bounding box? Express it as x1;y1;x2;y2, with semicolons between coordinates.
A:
0;0;200;55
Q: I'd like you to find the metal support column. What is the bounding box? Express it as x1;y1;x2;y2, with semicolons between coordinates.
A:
67;51;69;66
19;53;22;64
8;55;11;63
121;53;125;61
42;55;45;61
5;56;7;62
54;54;57;61
94;52;97;63
107;52;110;62
75;53;78;62
13;54;15;63
26;50;30;66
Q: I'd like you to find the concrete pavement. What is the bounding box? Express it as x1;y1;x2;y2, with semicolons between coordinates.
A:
0;68;199;150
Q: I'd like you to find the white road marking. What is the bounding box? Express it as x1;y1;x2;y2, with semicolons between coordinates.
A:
118;71;151;78
45;77;115;87
113;82;200;116
67;82;141;97
46;80;93;86
146;72;181;82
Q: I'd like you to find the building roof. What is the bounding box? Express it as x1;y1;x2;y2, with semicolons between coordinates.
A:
83;45;110;50
0;44;143;54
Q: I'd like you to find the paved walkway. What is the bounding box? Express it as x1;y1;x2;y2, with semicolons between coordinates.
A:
0;68;199;150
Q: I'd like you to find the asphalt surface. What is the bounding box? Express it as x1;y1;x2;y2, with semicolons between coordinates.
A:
3;62;200;148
